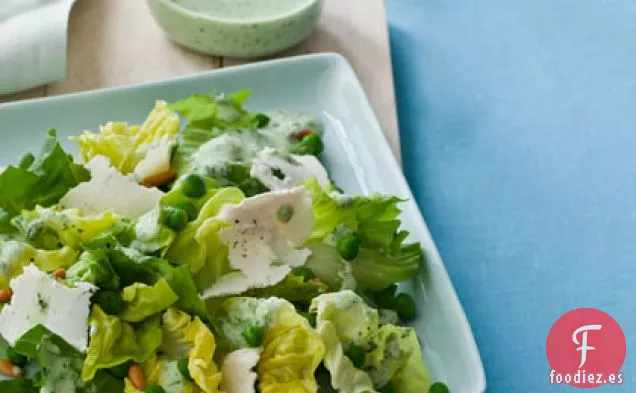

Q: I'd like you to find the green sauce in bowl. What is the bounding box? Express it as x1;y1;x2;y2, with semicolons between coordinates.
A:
147;0;322;58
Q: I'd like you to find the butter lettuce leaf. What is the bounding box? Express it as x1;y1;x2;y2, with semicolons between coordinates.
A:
82;306;163;381
213;297;290;351
0;240;77;289
384;329;431;393
126;207;176;257
258;299;325;393
158;308;230;393
66;249;120;290
124;354;201;393
159;308;193;358
213;297;324;393
184;316;223;393
0;130;90;232
12;206;121;250
72;101;179;175
167;187;244;277
310;291;430;393
120;278;179;322
310;291;378;347
363;325;413;388
310;292;379;393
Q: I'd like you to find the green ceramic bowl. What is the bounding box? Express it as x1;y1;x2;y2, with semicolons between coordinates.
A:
147;0;322;58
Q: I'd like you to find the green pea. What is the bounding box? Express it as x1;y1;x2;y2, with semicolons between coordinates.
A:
429;382;450;393
337;235;361;261
380;383;398;393
93;290;123;315
177;358;192;381
374;284;398;309
276;203;295;223
166;207;189;231
242;325;264;347
254;113;270;128
175;202;197;221
108;361;131;379
6;346;27;367
345;344;366;368
292;267;314;282
394;293;417;321
181;174;207;198
290;133;324;155
145;384;166;393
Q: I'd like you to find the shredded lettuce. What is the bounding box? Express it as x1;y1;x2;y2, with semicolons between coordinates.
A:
0;130;89;233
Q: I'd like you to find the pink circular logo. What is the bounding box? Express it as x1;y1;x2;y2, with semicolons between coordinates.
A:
546;308;626;388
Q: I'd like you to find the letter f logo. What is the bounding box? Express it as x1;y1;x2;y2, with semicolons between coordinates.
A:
573;324;602;368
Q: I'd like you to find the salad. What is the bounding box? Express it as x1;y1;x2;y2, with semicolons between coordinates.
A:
0;91;449;393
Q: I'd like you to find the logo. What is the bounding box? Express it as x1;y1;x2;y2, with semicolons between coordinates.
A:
546;308;626;387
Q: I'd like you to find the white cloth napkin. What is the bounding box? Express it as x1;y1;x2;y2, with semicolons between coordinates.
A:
0;0;78;95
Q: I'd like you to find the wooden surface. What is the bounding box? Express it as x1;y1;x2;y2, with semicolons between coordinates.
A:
0;0;401;160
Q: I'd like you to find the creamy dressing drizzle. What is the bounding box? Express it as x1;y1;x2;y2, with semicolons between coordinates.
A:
189;111;321;175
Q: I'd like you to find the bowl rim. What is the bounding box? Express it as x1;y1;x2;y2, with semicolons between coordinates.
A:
147;0;321;25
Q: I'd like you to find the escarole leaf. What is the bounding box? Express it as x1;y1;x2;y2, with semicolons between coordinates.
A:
0;129;89;233
304;179;422;291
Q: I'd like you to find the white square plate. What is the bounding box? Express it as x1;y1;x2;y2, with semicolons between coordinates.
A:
0;53;486;393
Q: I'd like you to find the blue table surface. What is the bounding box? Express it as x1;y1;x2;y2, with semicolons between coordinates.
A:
386;1;635;391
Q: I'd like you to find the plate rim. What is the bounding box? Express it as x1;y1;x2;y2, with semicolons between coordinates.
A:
0;52;487;392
